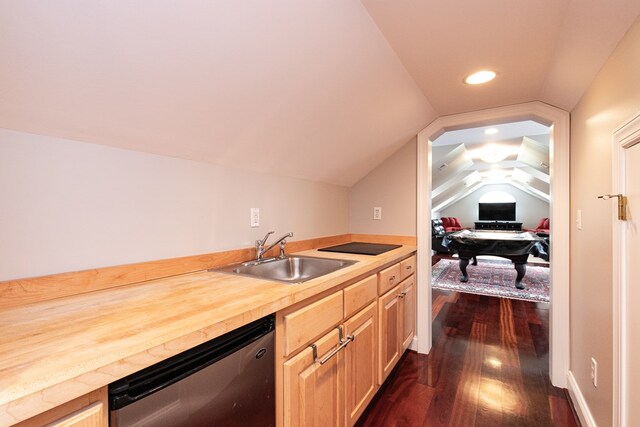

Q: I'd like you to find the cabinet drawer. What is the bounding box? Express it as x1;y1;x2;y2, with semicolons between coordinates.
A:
400;255;416;281
344;275;377;318
283;291;343;357
378;263;401;295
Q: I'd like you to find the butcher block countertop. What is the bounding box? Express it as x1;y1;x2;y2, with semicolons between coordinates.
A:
0;245;415;426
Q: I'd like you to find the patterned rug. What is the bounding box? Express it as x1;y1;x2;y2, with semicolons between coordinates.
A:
432;258;550;303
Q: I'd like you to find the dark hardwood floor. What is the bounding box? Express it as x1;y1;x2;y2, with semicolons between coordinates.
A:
356;289;580;427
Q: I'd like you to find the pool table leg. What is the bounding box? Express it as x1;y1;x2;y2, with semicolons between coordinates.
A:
514;263;526;289
459;257;470;282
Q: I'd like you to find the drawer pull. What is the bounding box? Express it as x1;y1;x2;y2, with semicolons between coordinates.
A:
310;326;354;365
406;266;412;270
398;291;407;299
389;275;396;282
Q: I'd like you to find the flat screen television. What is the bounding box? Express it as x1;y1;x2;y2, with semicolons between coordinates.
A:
478;202;516;221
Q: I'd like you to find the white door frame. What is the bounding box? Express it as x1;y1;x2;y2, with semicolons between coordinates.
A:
612;112;640;427
415;101;570;388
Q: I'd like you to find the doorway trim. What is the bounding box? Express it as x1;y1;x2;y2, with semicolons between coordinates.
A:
612;111;640;427
415;101;570;387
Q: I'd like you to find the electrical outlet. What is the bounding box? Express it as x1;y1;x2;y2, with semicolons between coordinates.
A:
591;357;598;387
576;209;582;230
373;207;382;220
250;208;260;228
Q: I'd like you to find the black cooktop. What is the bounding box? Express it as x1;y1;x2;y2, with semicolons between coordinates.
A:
318;242;402;256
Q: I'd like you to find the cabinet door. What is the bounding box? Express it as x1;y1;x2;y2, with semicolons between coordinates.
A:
400;277;416;351
283;329;345;427
378;284;401;384
14;388;107;427
343;302;377;426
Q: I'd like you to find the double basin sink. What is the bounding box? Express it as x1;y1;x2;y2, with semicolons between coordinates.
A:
215;255;357;284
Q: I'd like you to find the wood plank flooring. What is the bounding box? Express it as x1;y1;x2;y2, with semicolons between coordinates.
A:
356;289;580;427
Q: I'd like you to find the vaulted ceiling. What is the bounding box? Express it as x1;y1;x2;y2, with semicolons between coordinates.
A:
431;121;550;212
362;0;640;114
1;1;639;186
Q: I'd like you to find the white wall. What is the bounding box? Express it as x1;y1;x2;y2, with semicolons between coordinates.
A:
349;139;416;236
439;184;549;229
0;129;349;281
569;15;640;426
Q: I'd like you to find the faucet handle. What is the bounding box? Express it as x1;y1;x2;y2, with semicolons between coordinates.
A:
278;233;293;257
257;231;275;246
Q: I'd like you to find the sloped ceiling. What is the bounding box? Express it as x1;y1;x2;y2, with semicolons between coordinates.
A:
0;1;435;186
431;121;550;212
361;0;640;114
1;1;639;186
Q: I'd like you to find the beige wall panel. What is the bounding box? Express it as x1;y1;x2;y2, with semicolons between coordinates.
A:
0;129;349;281
349;139;417;236
570;15;640;426
439;183;549;229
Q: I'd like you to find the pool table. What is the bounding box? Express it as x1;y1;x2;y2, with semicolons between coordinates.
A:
442;230;548;289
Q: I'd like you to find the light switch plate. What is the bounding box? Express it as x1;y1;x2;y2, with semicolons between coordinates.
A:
576;209;582;230
373;207;382;220
250;208;260;227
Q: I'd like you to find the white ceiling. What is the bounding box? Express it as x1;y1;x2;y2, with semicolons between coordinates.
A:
1;1;639;186
431;121;551;212
0;1;435;186
361;0;640;115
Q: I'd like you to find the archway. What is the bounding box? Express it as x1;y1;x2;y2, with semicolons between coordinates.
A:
415;101;570;387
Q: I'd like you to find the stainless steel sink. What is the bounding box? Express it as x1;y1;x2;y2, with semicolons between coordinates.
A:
214;255;358;284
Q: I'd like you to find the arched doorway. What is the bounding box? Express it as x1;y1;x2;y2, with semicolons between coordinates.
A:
415;101;570;387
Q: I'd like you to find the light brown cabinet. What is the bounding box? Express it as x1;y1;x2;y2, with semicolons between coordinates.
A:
377;263;401;295
278;253;416;427
282;290;344;357
400;255;416;281
343;275;377;319
400;276;416;351
14;388;107;427
343;302;377;426
283;328;345;427
46;402;103;427
378;283;401;384
378;274;416;384
282;302;377;427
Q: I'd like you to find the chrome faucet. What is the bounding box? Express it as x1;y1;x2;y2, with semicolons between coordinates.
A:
256;231;293;260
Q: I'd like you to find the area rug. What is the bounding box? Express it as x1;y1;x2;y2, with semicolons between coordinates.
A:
432;258;550;303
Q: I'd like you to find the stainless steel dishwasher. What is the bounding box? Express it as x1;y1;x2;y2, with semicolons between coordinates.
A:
108;314;275;427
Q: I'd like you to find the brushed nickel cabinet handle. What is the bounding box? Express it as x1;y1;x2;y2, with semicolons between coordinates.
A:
311;335;354;365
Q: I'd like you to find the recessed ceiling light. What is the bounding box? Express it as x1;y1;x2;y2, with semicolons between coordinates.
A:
464;70;496;85
484;128;499;135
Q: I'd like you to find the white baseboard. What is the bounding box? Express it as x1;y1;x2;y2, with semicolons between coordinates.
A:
567;371;597;427
409;336;418;351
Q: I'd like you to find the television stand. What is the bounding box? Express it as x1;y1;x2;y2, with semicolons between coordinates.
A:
474;221;522;231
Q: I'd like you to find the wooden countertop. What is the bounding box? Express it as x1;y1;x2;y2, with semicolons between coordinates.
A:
0;246;415;426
